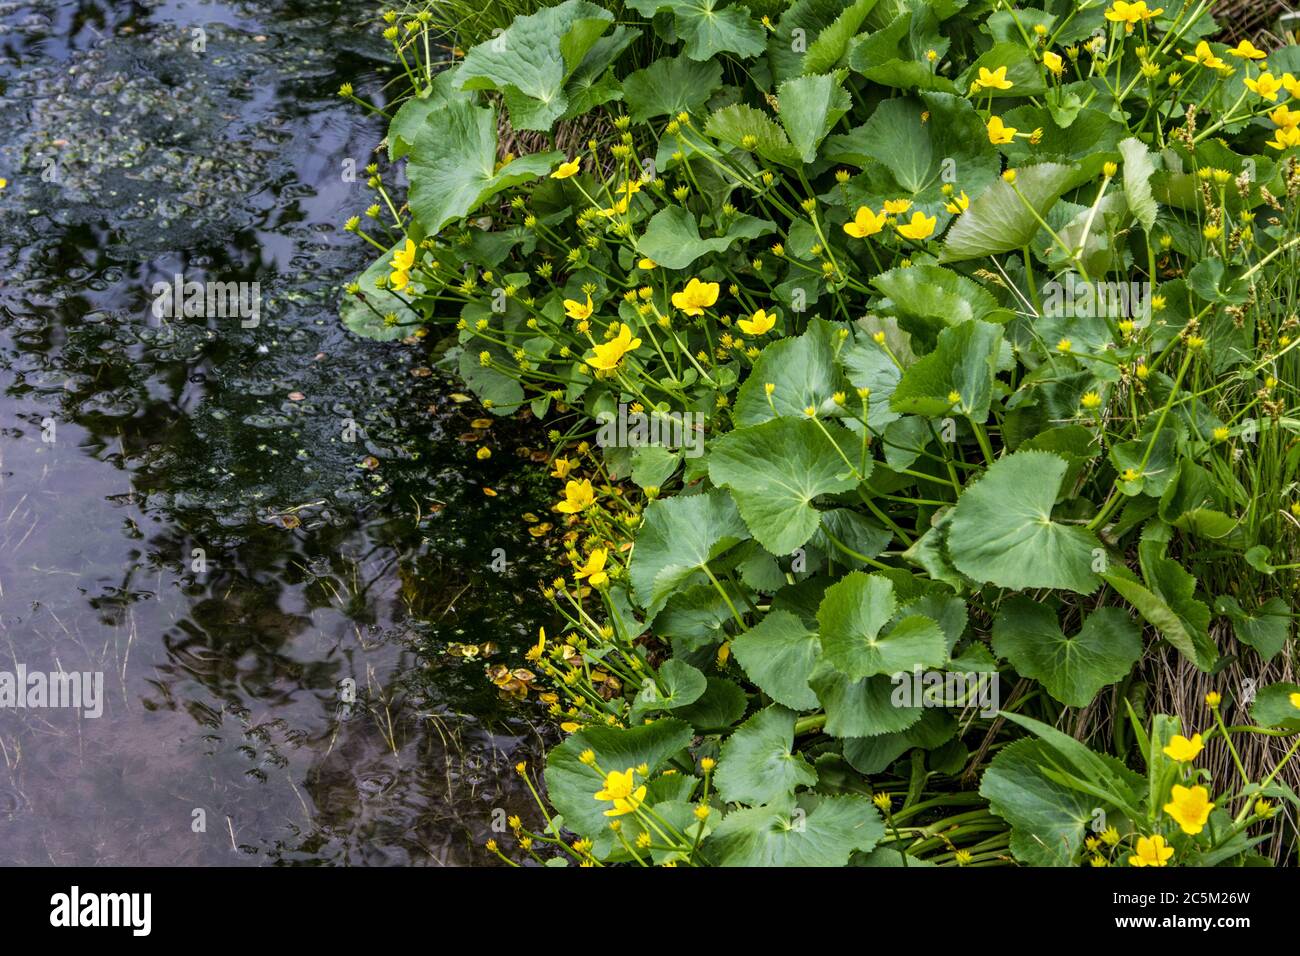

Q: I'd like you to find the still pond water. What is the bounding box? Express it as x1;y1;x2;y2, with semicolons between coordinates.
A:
0;0;551;864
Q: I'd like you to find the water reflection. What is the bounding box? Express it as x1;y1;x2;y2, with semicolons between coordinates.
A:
0;0;552;864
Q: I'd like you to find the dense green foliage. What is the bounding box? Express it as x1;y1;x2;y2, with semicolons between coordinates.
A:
345;0;1300;866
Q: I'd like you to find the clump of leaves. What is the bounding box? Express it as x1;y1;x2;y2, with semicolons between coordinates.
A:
346;0;1300;866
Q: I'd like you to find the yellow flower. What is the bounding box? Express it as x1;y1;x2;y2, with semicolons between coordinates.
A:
551;158;581;179
573;548;609;587
1044;51;1064;75
1164;784;1215;835
594;767;647;816
527;627;546;661
1266;126;1300;151
1106;1;1161;31
1081;391;1102;409
586;323;643;370
1129;834;1174;867
564;293;594;321
1162;733;1204;762
1212;426;1230;442
391;238;416;272
556;478;595;514
1285;73;1300;98
1205;690;1222;708
637;257;656;270
1183;41;1225;70
671;277;720;315
551;457;575;479
1289;691;1300;709
1270;104;1300;130
896;211;937;241
976;66;1014;90
599;196;630;218
883;198;913;214
1227;39;1267;60
737;308;776;336
1245;72;1284;101
987;115;1018;144
389;238;417;289
943;190;970;214
843;205;887;239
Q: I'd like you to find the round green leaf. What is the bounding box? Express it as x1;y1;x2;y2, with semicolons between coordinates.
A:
732;610;822;710
715;706;819;806
948;450;1102;593
703;794;884;866
709;417;864;556
628;489;751;617
816;572;947;679
992;598;1141;707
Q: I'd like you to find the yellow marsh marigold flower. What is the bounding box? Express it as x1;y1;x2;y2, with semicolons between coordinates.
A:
556;478;595;514
587;323;643;371
738;308;776;336
976;66;1014;90
551;157;581;179
1206;691;1222;707
671;277;720;315
1270;104;1300;129
1164;784;1215;834
1043;51;1064;75
573;548;609;587
1228;39;1267;60
1245;73;1284;101
945;190;970;214
637;257;656;270
897;211;937;240
1213;426;1230;442
1266;126;1300;151
987;115;1017;144
1289;691;1300;709
1184;41;1225;70
564;293;594;321
1163;733;1204;762
700;757;716;773
1081;391;1102;409
526;627;546;662
883;198;913;215
1106;1;1161;31
1129;834;1174;867
551;457;575;479
843;205;887;239
872;792;891;811
1101;826;1121;846
389;238;416;290
594;767;646;816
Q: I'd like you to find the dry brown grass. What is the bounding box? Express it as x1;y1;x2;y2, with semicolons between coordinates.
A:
1214;0;1299;43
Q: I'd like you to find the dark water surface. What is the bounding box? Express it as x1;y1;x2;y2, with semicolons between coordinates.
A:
0;0;551;864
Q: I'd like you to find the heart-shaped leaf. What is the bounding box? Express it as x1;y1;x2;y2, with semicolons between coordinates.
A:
709;417;865;555
715;706;819;805
992;598;1141;707
948;450;1102;593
